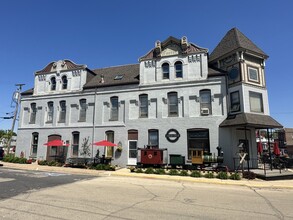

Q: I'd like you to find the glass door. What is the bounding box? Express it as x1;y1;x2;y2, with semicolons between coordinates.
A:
128;140;137;165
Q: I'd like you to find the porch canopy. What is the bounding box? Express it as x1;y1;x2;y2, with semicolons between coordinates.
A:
219;113;283;129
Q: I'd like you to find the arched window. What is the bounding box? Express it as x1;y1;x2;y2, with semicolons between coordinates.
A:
30;103;37;124
148;129;159;147
162;63;170;79
72;131;80;157
175;61;183;78
51;77;56;91
31;132;39;157
47;101;54;123
200;89;212;116
79;99;87;122
61;75;68;90
168;92;178;117
128;130;138;160
139;94;148;118
59;101;66;123
106;130;115;157
110;96;118;121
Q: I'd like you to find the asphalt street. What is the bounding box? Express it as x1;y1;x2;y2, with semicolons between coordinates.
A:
0;168;293;220
0;168;96;200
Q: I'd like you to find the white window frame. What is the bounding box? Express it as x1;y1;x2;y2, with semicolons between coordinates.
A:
248;66;259;83
249;91;264;113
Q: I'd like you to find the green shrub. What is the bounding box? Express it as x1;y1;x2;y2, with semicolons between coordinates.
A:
3;155;28;164
204;172;214;178
19;158;27;164
168;169;179;176
190;171;201;178
48;161;57;166
96;164;106;170
38;160;48;165
3;154;14;162
242;171;256;180
229;172;241;180
179;170;189;176
154;168;166;175
12;157;20;163
145;167;155;174
216;171;228;180
135;168;143;173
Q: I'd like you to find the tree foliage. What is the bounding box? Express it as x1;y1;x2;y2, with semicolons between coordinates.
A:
80;136;91;158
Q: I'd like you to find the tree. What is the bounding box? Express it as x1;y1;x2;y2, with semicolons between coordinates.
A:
80;137;91;164
0;130;16;152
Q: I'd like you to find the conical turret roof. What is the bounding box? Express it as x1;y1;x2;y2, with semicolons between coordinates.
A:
209;28;268;62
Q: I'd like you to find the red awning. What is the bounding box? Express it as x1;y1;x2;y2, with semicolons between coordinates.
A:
93;140;117;147
44;139;69;147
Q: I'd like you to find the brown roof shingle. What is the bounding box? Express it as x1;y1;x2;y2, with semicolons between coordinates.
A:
209;28;268;62
83;64;140;89
220;113;282;129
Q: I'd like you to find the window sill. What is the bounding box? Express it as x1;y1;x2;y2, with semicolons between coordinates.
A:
45;121;53;124
109;119;118;121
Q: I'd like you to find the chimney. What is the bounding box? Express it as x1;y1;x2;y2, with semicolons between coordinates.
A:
100;74;104;84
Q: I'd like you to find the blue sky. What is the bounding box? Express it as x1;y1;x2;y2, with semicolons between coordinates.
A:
1;0;293;131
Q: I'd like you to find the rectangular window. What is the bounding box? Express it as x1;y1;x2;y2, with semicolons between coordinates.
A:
168;92;178;117
79;99;87;122
110;97;118;121
72;132;79;157
230;91;240;112
139;94;148;118
249;91;263;113
30;103;37;124
31;133;38;157
200;90;212;115
248;67;259;82
59;101;66;123
47;102;54;123
148;129;159;147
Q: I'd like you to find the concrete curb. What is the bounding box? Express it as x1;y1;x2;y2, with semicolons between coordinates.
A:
1;162;293;189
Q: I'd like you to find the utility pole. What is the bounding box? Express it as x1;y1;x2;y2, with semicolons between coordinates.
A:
6;84;25;155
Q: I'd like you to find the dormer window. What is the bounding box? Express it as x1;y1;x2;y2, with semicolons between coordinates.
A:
51;77;56;91
114;75;123;80
162;63;170;79
61;75;68;90
175;61;183;78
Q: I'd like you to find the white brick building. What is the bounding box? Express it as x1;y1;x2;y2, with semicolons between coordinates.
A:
16;28;282;169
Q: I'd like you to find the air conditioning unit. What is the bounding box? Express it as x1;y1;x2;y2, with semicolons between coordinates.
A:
201;108;210;115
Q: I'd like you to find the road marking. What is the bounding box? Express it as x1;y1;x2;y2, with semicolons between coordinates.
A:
0;178;15;183
45;172;70;177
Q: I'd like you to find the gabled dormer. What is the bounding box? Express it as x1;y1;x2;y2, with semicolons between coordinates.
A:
139;36;208;86
33;60;96;96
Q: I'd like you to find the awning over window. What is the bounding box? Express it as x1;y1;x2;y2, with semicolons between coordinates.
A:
219;113;283;129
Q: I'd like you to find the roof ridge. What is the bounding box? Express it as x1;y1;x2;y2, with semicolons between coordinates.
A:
93;63;139;71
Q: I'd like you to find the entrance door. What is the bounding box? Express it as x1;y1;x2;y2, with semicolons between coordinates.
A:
128;140;138;165
128;130;138;165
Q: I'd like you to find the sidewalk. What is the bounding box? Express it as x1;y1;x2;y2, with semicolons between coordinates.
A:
1;161;293;189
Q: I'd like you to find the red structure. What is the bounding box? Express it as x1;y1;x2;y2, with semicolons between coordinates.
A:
137;147;167;166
